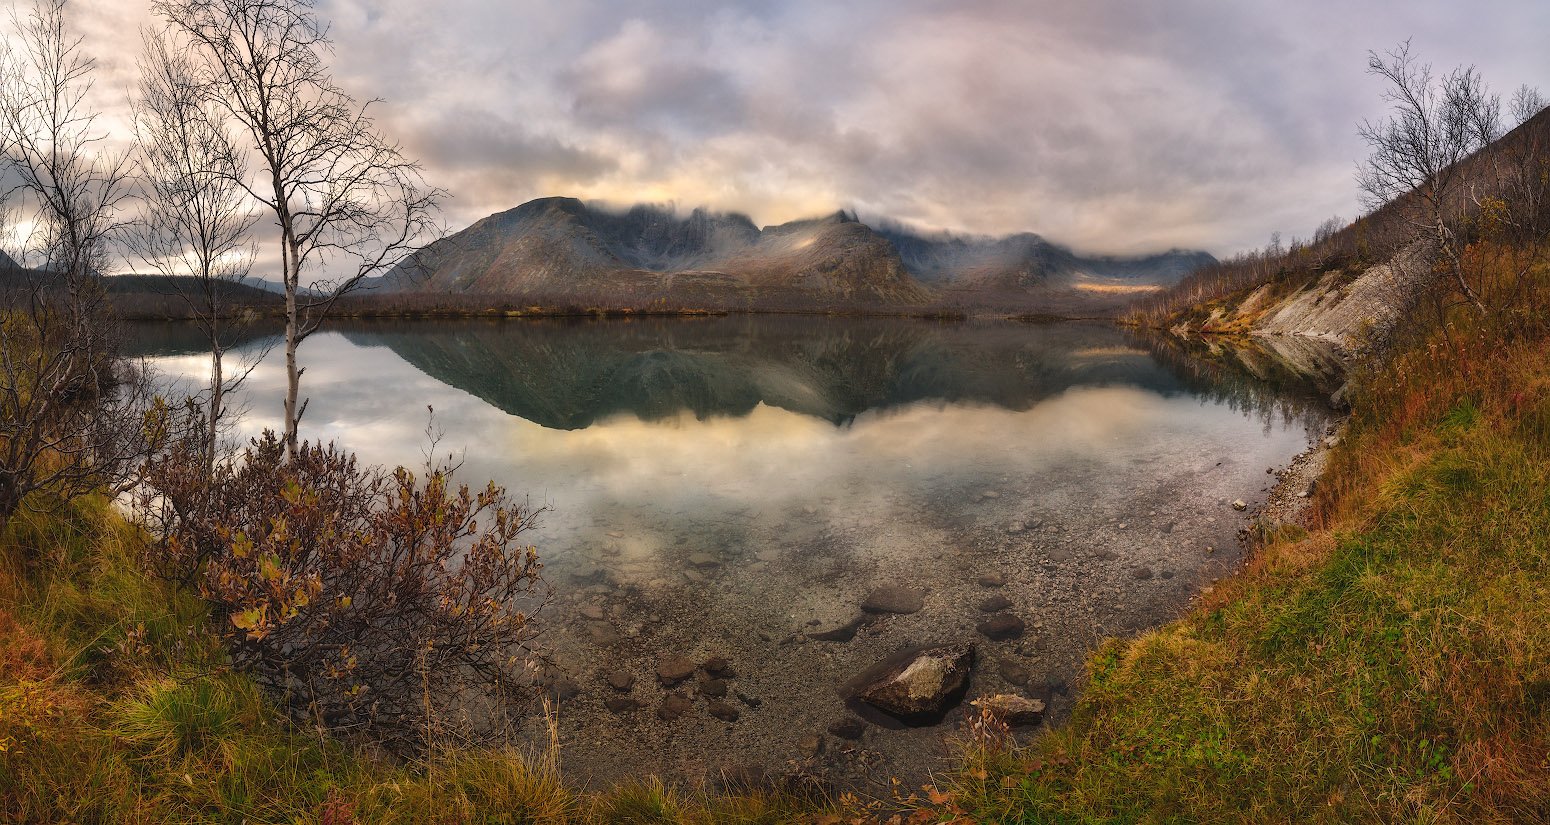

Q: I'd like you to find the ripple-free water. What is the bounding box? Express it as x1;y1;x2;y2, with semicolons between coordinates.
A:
131;316;1334;788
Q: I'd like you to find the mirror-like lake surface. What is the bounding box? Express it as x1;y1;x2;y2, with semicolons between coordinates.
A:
129;316;1334;789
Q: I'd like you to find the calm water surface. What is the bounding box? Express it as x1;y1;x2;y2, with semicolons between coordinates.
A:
129;316;1334;787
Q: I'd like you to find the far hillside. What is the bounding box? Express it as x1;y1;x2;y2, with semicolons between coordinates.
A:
379;197;1215;317
0;267;281;320
1130;101;1550;353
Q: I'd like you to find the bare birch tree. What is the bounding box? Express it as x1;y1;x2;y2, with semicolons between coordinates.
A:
0;0;147;536
1;0;132;282
1358;41;1500;314
154;0;441;459
129;28;264;466
1496;86;1549;244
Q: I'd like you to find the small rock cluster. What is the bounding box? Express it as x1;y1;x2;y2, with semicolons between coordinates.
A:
595;654;753;724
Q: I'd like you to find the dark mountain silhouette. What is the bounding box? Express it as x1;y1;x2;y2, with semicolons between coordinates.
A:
383;198;1215;315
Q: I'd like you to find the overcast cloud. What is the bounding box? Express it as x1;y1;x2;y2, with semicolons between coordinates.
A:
16;0;1550;259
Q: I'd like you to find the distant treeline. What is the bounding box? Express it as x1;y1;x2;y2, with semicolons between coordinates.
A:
0;269;282;321
328;289;973;320
0;265;1089;323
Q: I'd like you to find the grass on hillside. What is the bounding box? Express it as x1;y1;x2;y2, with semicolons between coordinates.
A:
911;248;1550;823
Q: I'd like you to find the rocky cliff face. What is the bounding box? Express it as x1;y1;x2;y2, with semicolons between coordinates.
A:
387;198;1215;313
1168;244;1431;354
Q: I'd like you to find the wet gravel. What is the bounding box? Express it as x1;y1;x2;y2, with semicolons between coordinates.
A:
512;417;1336;793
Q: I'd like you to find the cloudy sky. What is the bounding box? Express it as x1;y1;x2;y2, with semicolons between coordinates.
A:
26;0;1550;257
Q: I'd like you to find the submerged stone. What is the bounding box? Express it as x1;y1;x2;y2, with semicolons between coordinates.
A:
977;595;1013;612
657;657;696;686
850;643;974;721
604;669;635;692
861;585;925;614
605;697;642;714
658;692;692;721
827;717;866;740
807;614;873;642
977;613;1025;640
971;693;1046;727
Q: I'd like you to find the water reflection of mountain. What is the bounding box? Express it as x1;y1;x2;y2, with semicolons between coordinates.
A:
305;317;1339;431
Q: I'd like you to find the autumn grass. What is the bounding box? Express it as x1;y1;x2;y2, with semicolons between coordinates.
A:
0;496;824;824
909;249;1550;823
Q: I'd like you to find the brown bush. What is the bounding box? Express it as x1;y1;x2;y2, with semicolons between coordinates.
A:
140;428;545;754
0;288;151;541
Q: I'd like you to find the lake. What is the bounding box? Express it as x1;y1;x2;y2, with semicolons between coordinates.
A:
129;315;1337;789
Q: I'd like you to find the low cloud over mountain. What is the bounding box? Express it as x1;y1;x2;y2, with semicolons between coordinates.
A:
386;198;1216;313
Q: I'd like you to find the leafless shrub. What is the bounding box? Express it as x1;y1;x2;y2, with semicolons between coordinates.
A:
0;291;151;537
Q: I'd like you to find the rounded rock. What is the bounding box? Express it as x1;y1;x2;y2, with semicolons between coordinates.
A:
977;613;1026;641
861;585;926;615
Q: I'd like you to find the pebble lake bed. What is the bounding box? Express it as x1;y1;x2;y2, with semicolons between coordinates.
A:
526;415;1339;791
129;315;1341;792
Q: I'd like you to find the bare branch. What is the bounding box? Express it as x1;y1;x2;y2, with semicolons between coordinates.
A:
155;0;444;459
0;0;148;535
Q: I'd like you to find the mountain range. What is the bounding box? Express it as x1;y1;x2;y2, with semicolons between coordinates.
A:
384;197;1215;314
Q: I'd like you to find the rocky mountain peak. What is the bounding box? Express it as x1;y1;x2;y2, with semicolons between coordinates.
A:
387;197;1215;313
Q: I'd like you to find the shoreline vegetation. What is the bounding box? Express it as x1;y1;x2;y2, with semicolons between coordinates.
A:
10;260;1549;821
2;0;1547;817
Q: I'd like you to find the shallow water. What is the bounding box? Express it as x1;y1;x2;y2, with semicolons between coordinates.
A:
130;316;1334;789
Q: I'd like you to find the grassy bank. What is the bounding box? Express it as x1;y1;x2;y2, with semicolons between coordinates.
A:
10;262;1550;823
0;496;821;824
913;253;1550;822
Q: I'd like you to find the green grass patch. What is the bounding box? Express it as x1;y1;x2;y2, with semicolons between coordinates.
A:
913;321;1550;823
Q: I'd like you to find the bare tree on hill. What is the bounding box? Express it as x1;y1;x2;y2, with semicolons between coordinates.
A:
1358;40;1500;314
154;0;442;459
